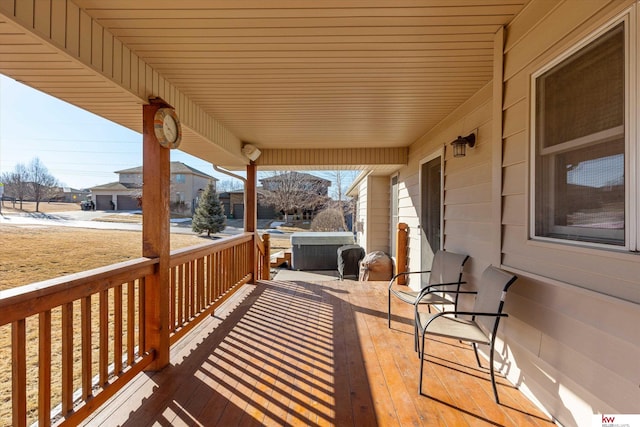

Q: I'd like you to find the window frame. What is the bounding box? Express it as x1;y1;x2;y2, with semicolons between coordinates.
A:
529;13;637;252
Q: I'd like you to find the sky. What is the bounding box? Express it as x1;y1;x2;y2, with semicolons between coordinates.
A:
0;74;354;196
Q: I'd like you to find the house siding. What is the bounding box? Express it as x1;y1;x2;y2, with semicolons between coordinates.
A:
366;176;391;254
400;83;494;283
390;1;640;425
355;178;368;251
497;1;640;424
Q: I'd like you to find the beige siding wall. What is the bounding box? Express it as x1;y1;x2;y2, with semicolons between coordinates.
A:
392;2;640;426
354;175;391;254
399;83;495;289
498;1;640;425
355;179;368;250
366;176;391;253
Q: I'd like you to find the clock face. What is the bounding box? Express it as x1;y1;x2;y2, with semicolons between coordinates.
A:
154;108;182;149
163;114;177;143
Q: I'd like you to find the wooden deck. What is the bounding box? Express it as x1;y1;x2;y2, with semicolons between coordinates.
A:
81;277;554;427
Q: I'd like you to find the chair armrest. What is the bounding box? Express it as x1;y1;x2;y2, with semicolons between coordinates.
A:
414;284;472;303
416;309;509;329
388;270;432;290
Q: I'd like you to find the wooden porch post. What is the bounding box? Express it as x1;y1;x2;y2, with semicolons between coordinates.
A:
396;223;409;285
245;162;257;282
142;101;171;369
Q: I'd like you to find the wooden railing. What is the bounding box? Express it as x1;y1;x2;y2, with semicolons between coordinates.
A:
0;232;266;427
168;233;255;345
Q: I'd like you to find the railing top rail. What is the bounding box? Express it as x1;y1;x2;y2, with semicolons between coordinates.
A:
0;257;158;327
169;233;253;266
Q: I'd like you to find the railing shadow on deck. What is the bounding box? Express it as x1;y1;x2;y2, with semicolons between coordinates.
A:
88;279;380;427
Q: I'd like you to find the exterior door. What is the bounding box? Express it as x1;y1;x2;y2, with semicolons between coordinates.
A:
420;154;442;286
390;175;399;257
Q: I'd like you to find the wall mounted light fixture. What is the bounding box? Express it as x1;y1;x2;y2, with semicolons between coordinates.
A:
450;131;476;158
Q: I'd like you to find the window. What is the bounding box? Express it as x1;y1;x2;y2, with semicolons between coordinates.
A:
175;174;186;184
532;21;628;248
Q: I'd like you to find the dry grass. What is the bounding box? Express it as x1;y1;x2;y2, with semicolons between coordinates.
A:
0;223;210;426
0;225;205;291
0;206;295;425
1;201;81;214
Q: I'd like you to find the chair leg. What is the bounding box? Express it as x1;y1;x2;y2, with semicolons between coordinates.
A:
418;332;426;394
387;292;392;328
489;341;500;404
472;343;483;368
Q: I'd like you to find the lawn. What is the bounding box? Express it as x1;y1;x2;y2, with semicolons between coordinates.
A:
0;219;214;426
0;201;295;425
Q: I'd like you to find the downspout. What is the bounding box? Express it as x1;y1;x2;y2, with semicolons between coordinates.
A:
212;165;246;184
212;164;249;227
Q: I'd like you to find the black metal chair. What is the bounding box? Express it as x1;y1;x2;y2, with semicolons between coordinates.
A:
387;250;469;328
415;266;518;403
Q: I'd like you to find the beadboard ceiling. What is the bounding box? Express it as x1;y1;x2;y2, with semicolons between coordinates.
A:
0;0;528;169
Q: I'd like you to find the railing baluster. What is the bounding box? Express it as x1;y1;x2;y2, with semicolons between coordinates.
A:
170;266;176;332
81;296;92;400
39;310;52;427
189;260;195;319
178;264;184;327
12;319;27;427
115;284;123;375
197;258;205;312
138;278;146;356
209;254;213;305
127;281;135;366
61;302;73;415
99;289;109;386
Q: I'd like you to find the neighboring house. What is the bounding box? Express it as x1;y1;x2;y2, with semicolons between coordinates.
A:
90;162;216;211
259;172;331;220
347;3;640;426
48;187;90;203
218;189;280;220
259;172;330;196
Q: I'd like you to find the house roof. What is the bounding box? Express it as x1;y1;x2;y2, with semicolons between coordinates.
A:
90;182;142;191
259;172;331;186
115;162;217;180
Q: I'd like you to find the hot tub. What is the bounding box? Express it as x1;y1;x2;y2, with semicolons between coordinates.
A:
290;232;355;270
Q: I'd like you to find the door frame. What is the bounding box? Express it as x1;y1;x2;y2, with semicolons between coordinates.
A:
419;147;445;280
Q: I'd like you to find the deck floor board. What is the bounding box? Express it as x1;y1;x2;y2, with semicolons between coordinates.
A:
81;278;554;427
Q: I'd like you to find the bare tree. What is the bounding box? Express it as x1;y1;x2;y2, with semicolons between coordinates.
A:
330;170;358;202
327;170;358;230
1;163;30;209
27;158;59;212
217;179;244;193
259;171;329;222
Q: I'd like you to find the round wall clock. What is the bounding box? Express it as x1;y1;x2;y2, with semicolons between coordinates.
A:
154;108;182;149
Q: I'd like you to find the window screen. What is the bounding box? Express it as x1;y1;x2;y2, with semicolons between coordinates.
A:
534;23;625;246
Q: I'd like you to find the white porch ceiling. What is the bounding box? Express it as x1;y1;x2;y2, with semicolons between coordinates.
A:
0;0;528;170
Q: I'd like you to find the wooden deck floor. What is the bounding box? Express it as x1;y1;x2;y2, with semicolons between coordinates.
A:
82;278;554;427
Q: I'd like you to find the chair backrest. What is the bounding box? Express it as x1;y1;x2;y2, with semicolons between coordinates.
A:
427;250;469;287
473;266;518;335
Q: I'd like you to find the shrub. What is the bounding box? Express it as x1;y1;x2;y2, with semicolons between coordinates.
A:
310;208;346;232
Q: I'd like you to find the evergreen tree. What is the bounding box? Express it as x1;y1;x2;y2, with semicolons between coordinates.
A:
192;182;226;237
